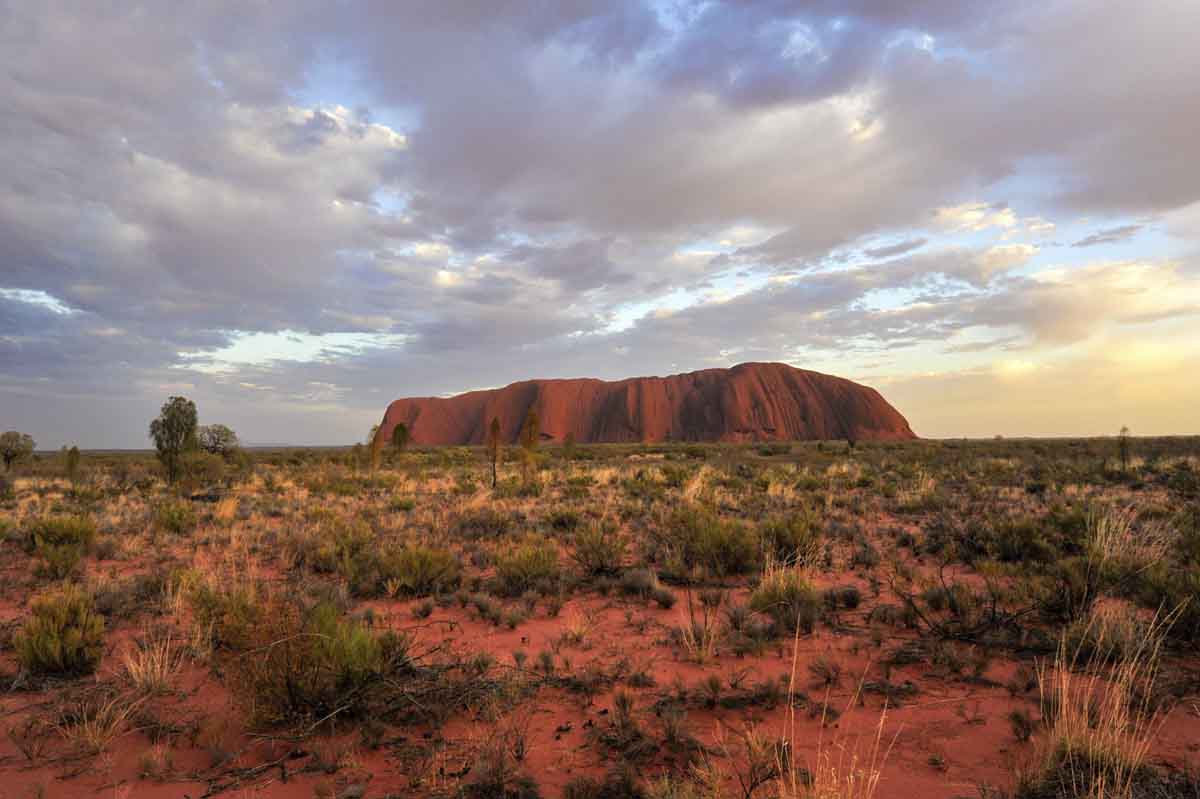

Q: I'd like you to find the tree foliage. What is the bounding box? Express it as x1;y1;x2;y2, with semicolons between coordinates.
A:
64;445;81;483
519;409;540;485
486;417;502;489
149;396;198;484
391;422;410;453
0;431;35;472
198;423;240;457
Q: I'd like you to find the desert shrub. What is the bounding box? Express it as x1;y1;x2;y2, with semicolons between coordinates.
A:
749;566;820;634
571;521;626;577
24;515;96;578
993;518;1056;563
292;517;393;597
494;478;542;499
179;449;226;490
390;497;416;512
228;600;402;727
494;540;561;597
655;506;759;580
15;583;106;676
186;579;265;651
381;544;461;597
23;514;96;554
154;500;198;535
453;508;512;540
759;510;822;566
547;509;582;532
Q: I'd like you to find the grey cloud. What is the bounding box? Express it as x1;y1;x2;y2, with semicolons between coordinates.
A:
2;1;1199;447
1072;224;1142;248
865;238;928;259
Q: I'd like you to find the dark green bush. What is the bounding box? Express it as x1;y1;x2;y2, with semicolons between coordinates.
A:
759;511;822;565
154;500;198;535
656;506;759;580
15;583;105;676
750;569;820;634
453;508;512;540
494;540;561;596
381;544;461;596
228;600;403;727
571;522;625;577
24;515;95;578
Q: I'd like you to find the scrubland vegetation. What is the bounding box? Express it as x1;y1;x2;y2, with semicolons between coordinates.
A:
1;435;1198;798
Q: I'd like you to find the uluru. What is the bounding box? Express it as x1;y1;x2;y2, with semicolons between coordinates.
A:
374;362;916;447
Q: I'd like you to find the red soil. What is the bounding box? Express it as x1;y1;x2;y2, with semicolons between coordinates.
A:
374;362;916;447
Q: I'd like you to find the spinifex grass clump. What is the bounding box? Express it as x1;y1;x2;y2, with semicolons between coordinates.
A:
750;562;821;635
494;539;561;596
227;598;405;728
382;543;462;597
1017;608;1174;799
654;504;760;581
24;515;96;579
15;583;106;676
759;510;823;567
153;499;197;535
571;520;626;577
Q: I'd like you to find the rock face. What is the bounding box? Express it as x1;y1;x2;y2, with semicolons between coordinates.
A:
374;362;915;447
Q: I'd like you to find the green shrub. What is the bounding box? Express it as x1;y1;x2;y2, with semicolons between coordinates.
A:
759;511;822;565
993;518;1056;563
25;515;95;579
382;544;461;596
453;508;512;540
571;522;625;577
187;579;265;651
495;540;561;596
15;583;105;676
750;567;820;634
228;600;401;727
547;509;582;531
23;515;96;554
154;500;198;535
657;506;760;580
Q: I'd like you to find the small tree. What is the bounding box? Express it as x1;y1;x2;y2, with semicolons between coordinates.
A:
563;431;577;463
65;445;81;484
0;431;35;472
486;417;502;489
367;424;382;472
1118;425;1131;473
149;396;198;485
519;409;540;484
391;422;410;461
198;424;240;458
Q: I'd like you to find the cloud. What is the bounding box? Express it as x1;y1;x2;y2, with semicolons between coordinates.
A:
1;1;1199;446
1071;224;1143;248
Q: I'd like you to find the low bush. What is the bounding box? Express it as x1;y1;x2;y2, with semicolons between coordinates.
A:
154;500;198;535
228;600;404;727
453;508;512;540
571;521;625;577
749;566;820;634
655;506;759;580
23;514;96;555
759;511;822;566
494;540;561;597
15;583;106;676
24;515;96;578
382;544;461;597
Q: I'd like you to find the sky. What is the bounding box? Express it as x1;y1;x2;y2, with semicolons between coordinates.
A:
2;1;1199;448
